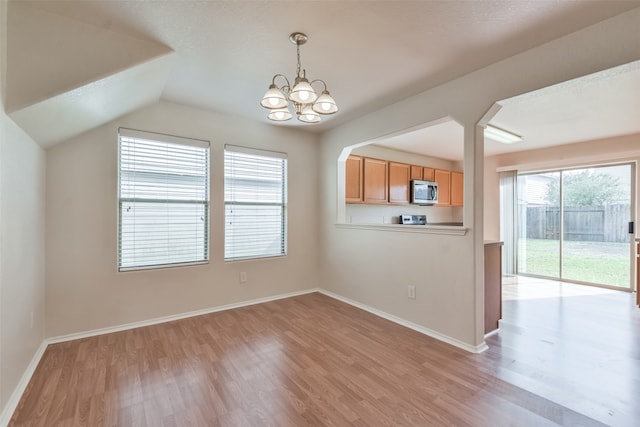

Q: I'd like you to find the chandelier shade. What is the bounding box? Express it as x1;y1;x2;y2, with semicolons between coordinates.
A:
267;107;293;121
298;104;321;123
260;84;288;109
260;32;338;123
312;90;338;114
289;77;317;104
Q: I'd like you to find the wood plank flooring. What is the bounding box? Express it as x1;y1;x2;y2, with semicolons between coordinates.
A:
9;285;640;426
494;276;640;426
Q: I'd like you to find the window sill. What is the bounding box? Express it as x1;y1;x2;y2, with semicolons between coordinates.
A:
334;223;467;236
119;260;209;272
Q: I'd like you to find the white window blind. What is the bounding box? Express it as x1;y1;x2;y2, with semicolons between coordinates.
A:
118;128;210;271
224;145;287;261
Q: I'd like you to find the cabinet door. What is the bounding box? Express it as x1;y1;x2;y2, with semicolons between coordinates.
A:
484;243;503;333
451;171;464;206
422;167;435;182
388;162;410;204
363;158;388;204
345;155;363;203
434;169;451;206
410;165;423;180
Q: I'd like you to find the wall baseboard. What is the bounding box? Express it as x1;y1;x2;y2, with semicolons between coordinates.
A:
0;340;48;427
1;286;486;426
47;288;320;344
484;328;500;339
0;288;319;427
318;289;488;354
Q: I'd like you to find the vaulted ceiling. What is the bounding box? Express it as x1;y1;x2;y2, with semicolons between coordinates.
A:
5;0;640;154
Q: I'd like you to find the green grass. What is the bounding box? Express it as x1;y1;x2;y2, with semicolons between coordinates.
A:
518;238;630;288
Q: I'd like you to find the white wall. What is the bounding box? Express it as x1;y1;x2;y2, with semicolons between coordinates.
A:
45;100;321;337
319;9;640;350
1;9;638;423
483;155;501;241
0;0;47;413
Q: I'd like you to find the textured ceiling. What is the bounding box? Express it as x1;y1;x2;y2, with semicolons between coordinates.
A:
6;0;640;153
374;62;640;161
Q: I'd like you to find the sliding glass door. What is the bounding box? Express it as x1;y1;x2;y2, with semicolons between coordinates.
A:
517;164;633;289
517;172;560;278
560;165;632;287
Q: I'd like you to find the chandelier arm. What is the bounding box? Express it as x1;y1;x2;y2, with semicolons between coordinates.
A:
272;74;291;91
309;79;328;92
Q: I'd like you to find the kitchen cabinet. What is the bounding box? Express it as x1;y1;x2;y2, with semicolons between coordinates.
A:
434;169;451;206
346;155;464;208
451;171;464;206
484;241;503;334
363;157;388;203
422;167;435;182
410;165;423;180
388;162;410;204
345;155;364;203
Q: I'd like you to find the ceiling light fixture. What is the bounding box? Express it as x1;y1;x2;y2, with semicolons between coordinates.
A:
261;32;338;123
484;124;523;144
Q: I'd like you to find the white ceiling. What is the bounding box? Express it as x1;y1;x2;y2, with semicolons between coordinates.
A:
374;62;640;160
6;0;640;153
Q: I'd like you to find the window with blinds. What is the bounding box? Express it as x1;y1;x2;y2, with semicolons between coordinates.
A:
224;145;287;261
118;128;210;271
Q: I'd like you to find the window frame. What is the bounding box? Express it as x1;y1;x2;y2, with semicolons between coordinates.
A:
224;145;288;262
117;128;210;272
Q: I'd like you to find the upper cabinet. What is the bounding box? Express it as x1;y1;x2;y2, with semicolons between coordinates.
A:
422;167;435;182
410;165;423;180
435;169;451;206
451;171;464;206
345;155;364;203
345;154;463;207
388;162;410;204
363;157;388;204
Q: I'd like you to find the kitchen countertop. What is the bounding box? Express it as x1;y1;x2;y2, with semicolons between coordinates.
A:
336;222;467;236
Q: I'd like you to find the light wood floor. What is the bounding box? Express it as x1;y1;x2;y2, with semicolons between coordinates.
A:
494;276;640;426
10;285;640;426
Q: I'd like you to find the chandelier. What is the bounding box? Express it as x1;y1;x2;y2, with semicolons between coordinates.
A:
260;32;338;123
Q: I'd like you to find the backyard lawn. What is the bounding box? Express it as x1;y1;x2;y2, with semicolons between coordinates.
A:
518;238;630;288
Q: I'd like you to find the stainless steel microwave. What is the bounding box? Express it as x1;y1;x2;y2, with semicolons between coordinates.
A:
410;180;438;205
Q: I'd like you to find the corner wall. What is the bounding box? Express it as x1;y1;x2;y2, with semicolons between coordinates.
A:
0;0;47;415
319;8;640;350
45;101;321;337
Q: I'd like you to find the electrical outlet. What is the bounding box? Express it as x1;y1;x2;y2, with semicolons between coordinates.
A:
408;285;416;299
240;272;248;283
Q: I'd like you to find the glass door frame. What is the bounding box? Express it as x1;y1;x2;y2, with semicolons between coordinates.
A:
516;161;636;292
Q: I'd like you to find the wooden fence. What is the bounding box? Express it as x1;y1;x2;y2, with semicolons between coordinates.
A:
525;204;630;243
